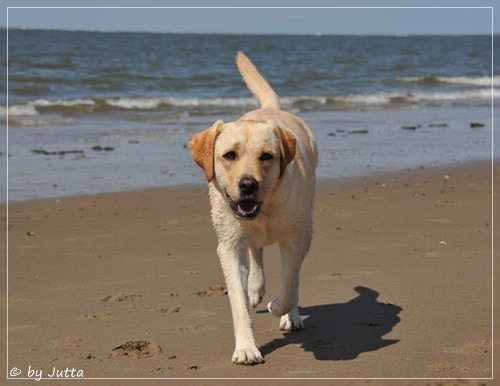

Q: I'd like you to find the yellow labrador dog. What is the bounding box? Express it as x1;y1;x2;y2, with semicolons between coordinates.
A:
189;52;317;365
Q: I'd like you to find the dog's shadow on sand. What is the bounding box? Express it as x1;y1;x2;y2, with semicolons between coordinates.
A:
259;286;402;361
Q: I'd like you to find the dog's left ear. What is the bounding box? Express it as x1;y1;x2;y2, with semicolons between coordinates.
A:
274;126;296;178
189;120;223;182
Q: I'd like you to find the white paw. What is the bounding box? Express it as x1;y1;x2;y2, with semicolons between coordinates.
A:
279;307;304;331
232;346;264;365
248;286;265;308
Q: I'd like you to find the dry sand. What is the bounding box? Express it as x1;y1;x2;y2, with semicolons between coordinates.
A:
2;161;497;384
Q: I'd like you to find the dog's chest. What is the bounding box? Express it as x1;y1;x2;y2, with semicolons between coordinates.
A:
243;211;292;246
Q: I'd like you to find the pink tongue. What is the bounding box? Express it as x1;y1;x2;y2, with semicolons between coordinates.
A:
238;200;256;213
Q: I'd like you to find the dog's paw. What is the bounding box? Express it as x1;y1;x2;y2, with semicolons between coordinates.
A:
232;346;264;365
279;307;304;331
248;286;265;308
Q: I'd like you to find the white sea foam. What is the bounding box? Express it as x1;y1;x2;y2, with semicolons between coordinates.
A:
2;86;497;123
33;98;96;107
165;97;258;108
106;97;162;109
332;93;402;105
1;99;96;118
332;88;498;105
104;97;259;109
282;96;328;105
439;76;500;87
2;104;40;116
397;75;500;87
413;88;500;101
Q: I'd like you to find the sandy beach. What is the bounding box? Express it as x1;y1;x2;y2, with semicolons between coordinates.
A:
2;160;496;384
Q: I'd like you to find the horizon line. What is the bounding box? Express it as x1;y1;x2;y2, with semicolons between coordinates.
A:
2;26;497;37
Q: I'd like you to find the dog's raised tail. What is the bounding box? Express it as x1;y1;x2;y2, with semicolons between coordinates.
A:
236;51;281;110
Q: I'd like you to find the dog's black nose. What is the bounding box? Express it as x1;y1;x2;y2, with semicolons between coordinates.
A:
239;178;259;196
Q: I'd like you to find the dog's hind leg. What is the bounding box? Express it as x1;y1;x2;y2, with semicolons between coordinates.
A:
248;246;265;308
267;235;310;331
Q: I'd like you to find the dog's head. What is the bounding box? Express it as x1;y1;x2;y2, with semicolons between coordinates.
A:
189;119;296;220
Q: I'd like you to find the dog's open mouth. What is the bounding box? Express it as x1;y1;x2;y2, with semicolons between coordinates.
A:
225;192;262;220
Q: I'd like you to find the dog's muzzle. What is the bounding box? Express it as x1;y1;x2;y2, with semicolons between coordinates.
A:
225;191;262;220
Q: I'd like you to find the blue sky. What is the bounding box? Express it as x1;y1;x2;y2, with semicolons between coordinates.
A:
1;1;498;35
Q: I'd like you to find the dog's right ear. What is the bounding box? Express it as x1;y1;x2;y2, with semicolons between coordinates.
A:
189;120;223;183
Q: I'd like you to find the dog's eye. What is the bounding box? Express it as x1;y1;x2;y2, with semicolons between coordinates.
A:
259;153;273;161
223;151;237;160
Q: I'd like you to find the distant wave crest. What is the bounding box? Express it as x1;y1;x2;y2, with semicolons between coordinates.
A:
327;88;499;105
396;75;500;87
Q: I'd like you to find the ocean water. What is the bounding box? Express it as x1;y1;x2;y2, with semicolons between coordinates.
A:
2;30;498;201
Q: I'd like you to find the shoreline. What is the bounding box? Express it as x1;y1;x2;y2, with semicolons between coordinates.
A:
4;104;497;203
5;158;496;206
3;159;496;381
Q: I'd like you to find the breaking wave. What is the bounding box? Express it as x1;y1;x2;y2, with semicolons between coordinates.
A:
396;75;500;87
2;85;497;125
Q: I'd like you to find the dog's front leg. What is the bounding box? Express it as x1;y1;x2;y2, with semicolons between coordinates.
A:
217;242;264;365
